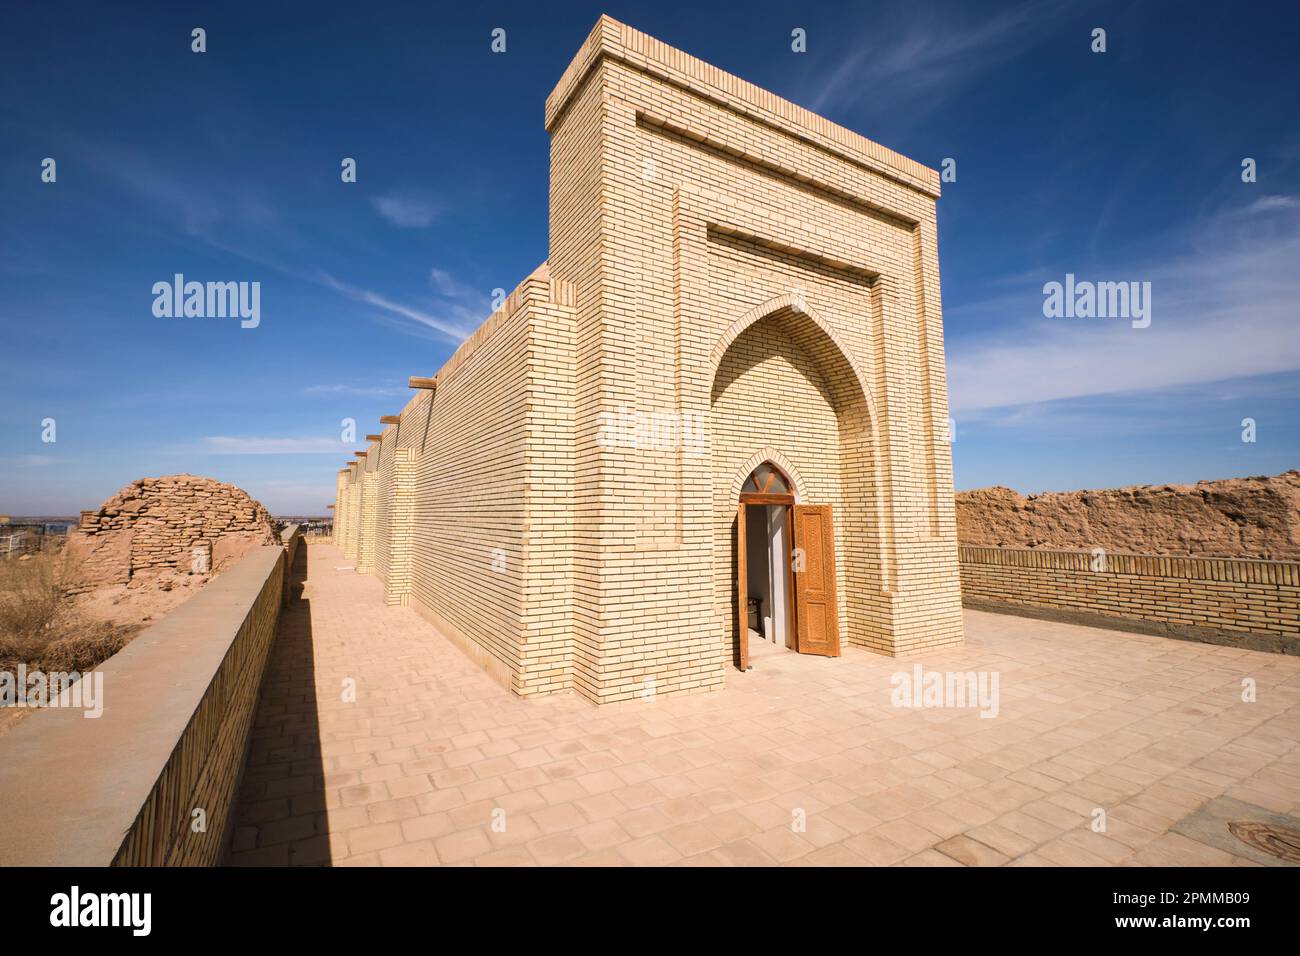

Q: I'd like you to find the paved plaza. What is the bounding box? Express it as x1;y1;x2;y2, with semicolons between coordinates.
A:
230;544;1300;866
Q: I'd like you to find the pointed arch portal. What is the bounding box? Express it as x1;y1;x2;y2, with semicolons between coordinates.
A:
712;296;883;672
734;456;842;670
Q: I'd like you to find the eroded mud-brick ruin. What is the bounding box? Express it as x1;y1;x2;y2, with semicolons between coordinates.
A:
958;471;1300;559
63;475;278;591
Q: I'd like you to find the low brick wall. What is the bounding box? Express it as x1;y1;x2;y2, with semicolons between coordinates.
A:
281;524;301;606
959;545;1300;654
0;531;299;865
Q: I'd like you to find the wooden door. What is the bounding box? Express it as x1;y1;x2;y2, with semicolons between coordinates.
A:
736;502;749;671
792;504;840;657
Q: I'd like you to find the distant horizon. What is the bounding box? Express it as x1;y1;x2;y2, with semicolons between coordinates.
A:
6;464;1297;521
2;511;334;521
3;0;1297;513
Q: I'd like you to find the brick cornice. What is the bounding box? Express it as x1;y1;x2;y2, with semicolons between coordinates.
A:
545;15;941;199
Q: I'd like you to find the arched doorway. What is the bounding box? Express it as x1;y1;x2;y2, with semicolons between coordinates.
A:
712;301;872;673
736;461;840;670
738;462;796;667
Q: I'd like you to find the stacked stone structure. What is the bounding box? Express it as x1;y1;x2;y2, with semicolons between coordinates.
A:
957;471;1300;560
64;475;278;591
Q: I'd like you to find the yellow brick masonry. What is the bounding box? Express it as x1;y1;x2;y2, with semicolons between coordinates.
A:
382;448;416;607
546;16;963;699
333;470;348;551
334;16;966;704
960;546;1300;648
335;464;360;563
372;425;399;587
355;471;378;574
344;463;362;564
344;269;578;696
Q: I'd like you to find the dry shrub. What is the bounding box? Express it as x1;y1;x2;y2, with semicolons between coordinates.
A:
35;628;133;674
0;552;63;644
0;552;136;674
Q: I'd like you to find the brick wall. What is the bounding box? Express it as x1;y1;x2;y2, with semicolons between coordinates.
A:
960;545;1300;652
336;464;360;562
346;463;362;562
372;426;399;587
0;530;300;865
405;285;530;690
519;291;577;694
356;471;378;573
332;471;347;547
332;15;966;704
544;16;963;701
281;524;302;607
346;270;577;696
383;448;416;606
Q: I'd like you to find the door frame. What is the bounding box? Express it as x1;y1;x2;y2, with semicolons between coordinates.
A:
737;490;797;670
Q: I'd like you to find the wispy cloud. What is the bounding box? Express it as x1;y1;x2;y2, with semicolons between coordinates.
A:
948;197;1300;412
322;264;490;345
201;436;344;455
72;141;475;344
808;1;1060;118
429;267;479;300
304;384;408;398
90;139;277;240
316;272;474;342
959;372;1300;436
16;455;63;467
372;191;442;229
1241;194;1300;214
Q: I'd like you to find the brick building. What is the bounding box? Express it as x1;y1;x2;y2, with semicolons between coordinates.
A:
332;16;964;704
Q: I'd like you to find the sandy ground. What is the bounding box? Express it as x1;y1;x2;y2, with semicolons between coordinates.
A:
0;708;29;737
1;568;208;737
72;570;206;629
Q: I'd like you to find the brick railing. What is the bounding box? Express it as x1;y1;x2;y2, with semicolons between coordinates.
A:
958;545;1300;653
0;527;301;865
281;524;301;606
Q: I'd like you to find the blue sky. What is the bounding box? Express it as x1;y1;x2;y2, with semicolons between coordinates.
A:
2;0;1297;515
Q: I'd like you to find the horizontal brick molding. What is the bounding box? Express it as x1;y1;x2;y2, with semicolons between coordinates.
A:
959;545;1300;651
0;537;295;865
